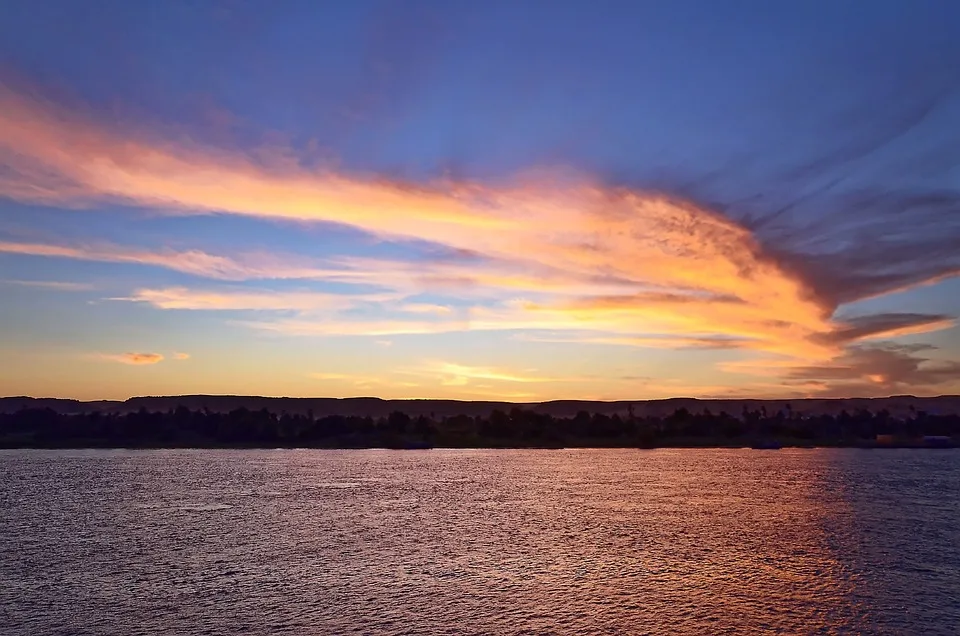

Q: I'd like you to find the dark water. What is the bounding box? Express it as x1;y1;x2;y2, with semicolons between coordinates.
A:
1;449;958;635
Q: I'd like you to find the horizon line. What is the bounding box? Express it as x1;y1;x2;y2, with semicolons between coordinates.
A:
5;393;958;404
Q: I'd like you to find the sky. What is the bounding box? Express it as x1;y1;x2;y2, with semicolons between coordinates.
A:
1;0;959;402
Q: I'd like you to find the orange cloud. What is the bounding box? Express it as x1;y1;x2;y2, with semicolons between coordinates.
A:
173;352;190;360
2;83;958;394
513;332;753;350
100;352;164;365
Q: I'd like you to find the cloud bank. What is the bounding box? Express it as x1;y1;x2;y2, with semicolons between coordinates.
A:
2;82;958;396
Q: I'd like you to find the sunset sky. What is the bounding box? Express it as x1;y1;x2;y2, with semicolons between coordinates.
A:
1;0;959;401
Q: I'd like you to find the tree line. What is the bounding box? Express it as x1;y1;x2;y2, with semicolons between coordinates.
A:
1;404;958;448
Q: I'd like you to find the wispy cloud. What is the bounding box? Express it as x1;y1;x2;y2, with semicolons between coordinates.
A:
720;341;960;397
305;364;574;400
173;352;190;360
117;286;372;312
513;332;754;350
308;372;423;392
238;316;471;337
410;361;568;386
0;239;347;282
100;352;164;365
785;345;960;394
400;303;453;315
1;279;94;291
310;372;353;381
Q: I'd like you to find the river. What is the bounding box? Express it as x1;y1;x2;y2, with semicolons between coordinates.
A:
2;448;958;634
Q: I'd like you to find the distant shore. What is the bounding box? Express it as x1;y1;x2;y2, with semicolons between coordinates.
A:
2;401;957;451
4;394;960;419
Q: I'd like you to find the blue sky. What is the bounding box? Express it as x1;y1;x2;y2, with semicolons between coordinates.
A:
1;0;958;400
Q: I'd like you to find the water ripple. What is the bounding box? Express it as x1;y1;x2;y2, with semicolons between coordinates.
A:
1;449;959;634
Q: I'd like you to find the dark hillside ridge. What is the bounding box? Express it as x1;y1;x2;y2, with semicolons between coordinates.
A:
2;394;959;417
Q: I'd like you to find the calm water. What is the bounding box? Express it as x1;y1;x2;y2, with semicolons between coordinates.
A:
1;449;959;635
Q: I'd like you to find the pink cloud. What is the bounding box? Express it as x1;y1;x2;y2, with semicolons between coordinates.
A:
100;352;164;365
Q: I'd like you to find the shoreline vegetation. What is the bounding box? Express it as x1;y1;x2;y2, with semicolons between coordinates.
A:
2;401;958;450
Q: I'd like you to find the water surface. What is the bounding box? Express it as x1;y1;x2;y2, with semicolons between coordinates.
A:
2;449;958;634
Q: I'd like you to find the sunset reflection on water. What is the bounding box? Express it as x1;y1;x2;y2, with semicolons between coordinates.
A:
2;448;958;634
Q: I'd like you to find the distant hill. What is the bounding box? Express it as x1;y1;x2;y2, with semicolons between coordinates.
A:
2;394;958;418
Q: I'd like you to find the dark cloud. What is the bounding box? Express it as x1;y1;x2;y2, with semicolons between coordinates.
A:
818;313;955;345
761;188;960;307
785;343;960;396
654;76;960;316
